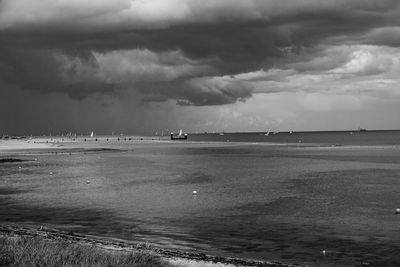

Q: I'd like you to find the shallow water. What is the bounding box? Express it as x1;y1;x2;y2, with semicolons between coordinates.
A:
1;135;400;266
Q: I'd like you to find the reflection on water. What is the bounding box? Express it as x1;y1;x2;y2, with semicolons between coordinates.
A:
1;139;400;266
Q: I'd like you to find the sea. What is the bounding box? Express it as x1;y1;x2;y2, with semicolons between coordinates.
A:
1;130;400;267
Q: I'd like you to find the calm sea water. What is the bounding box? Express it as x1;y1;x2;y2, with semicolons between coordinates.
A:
189;130;400;146
1;131;400;266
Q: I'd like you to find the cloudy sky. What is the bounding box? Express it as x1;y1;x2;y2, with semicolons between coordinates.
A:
1;0;400;135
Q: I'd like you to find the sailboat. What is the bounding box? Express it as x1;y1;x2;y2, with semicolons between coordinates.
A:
264;129;271;136
90;131;94;137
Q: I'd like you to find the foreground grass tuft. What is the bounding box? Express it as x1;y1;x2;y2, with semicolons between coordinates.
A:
0;235;176;267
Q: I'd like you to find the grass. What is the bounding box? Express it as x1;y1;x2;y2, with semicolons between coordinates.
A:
0;235;177;267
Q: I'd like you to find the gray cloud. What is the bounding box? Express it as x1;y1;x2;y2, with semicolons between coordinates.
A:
143;76;254;106
1;0;398;31
362;27;400;46
1;0;400;134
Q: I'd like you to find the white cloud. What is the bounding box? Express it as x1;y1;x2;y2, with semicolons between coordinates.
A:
0;0;263;30
0;0;130;29
329;47;394;75
1;0;396;30
228;45;400;100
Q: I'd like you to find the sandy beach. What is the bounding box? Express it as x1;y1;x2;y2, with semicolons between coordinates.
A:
0;139;54;151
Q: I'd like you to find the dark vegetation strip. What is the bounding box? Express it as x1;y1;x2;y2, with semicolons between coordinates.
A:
19;148;126;155
0;225;304;267
0;235;175;267
0;158;26;164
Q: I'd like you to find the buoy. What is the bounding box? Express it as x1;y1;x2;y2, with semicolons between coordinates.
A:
322;250;326;255
18;166;21;169
86;180;90;184
34;158;38;161
192;190;197;195
396;208;400;214
49;171;53;175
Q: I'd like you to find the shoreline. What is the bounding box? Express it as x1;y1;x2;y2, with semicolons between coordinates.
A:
3;137;398;154
0;225;304;267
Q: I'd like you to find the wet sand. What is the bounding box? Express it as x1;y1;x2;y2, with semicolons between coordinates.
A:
0;138;304;266
2;137;400;266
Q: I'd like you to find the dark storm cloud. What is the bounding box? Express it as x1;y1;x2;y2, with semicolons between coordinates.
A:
0;47;114;99
1;0;400;106
140;77;253;106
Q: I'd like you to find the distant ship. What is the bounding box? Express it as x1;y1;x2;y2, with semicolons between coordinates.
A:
219;131;225;136
171;129;188;140
357;127;367;132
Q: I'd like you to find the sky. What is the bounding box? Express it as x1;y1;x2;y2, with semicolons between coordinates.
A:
1;0;400;135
